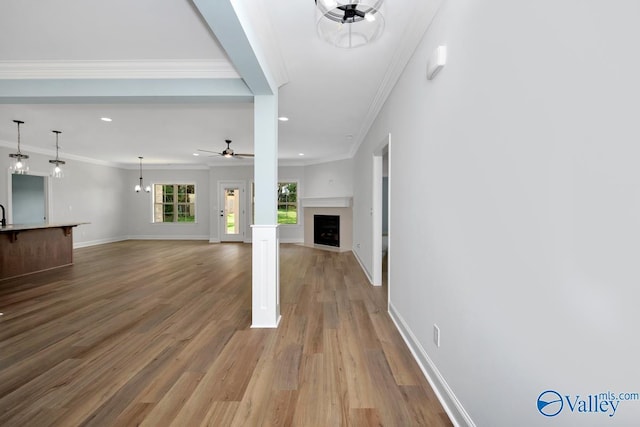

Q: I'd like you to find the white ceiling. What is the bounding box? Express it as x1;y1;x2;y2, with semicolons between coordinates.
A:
0;0;438;168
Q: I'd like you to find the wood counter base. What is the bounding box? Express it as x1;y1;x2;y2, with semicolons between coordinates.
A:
0;225;76;280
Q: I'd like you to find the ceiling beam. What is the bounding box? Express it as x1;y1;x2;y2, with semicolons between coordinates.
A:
0;78;252;103
191;0;277;95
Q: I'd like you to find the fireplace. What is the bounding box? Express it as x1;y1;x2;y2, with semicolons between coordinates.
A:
314;215;340;247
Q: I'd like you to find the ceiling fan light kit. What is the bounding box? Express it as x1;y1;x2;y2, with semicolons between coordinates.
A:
314;0;385;49
198;139;254;160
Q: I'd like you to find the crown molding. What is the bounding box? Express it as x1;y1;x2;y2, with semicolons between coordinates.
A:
0;139;122;168
348;0;443;158
0;59;240;80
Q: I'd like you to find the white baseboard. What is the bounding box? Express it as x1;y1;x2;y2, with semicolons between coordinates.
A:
75;236;218;248
244;238;304;244
352;249;373;284
126;234;210;241
73;236;128;248
388;302;475;427
280;238;304;244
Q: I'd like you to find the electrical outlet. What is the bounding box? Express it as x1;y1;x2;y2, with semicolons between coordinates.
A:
433;324;440;348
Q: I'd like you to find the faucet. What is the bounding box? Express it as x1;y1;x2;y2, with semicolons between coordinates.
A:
0;204;5;227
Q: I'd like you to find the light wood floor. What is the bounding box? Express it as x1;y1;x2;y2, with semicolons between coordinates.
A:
0;241;451;426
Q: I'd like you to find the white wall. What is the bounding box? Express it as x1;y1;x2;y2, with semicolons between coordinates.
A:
353;1;640;426
303;158;353;197
126;168;210;240
0;147;127;246
0;147;323;246
208;164;305;243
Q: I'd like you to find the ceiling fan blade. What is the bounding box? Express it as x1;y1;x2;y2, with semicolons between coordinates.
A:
235;153;255;157
197;148;220;154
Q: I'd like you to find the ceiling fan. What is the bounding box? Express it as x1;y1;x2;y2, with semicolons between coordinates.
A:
198;139;254;159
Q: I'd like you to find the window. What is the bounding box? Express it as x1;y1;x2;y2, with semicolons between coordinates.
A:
251;181;299;225
277;182;297;224
154;184;196;223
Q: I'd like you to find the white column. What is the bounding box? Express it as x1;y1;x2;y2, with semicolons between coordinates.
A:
251;94;280;328
251;225;280;327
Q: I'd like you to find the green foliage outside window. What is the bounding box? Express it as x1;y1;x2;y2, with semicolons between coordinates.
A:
277;182;297;224
154;184;196;223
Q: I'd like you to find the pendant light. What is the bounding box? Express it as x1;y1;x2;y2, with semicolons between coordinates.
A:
49;130;66;178
135;156;151;193
8;120;29;174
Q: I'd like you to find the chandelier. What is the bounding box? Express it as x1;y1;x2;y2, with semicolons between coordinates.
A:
135;156;151;193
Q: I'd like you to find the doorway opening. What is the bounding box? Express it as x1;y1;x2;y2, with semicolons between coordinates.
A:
372;134;390;303
9;173;49;224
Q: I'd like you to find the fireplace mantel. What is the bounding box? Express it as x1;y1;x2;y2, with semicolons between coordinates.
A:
301;197;352;208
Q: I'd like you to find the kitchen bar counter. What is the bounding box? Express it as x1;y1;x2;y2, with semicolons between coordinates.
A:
0;222;86;280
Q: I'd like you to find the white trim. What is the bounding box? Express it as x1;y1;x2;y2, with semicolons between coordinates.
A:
7;169;51;225
372;154;383;287
301;197;352;208
126;234;210;241
348;1;443;158
218;181;246;242
0;59;240;80
352;249;373;284
73;236;128;249
74;235;216;248
389;302;476;427
280;238;303;244
250;225;281;328
278;179;301;226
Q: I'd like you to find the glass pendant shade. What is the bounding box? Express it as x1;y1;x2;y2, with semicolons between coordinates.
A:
315;0;385;48
49;130;65;179
51;163;64;179
9;120;29;174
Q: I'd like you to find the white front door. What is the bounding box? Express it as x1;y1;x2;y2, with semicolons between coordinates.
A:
219;181;245;242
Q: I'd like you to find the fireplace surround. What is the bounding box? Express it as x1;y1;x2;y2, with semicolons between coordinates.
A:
302;201;352;252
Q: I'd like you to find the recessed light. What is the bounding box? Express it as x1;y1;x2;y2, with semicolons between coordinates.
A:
101;117;112;122
298;153;305;156
346;134;353;140
193;153;200;156
278;116;289;122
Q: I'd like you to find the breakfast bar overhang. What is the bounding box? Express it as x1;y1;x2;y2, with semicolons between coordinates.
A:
0;222;85;280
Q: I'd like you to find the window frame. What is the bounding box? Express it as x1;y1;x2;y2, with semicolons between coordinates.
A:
250;180;300;226
153;183;197;224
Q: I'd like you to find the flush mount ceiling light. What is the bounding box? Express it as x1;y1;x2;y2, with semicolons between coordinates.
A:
314;0;385;48
49;130;66;179
9;120;29;175
134;156;151;193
